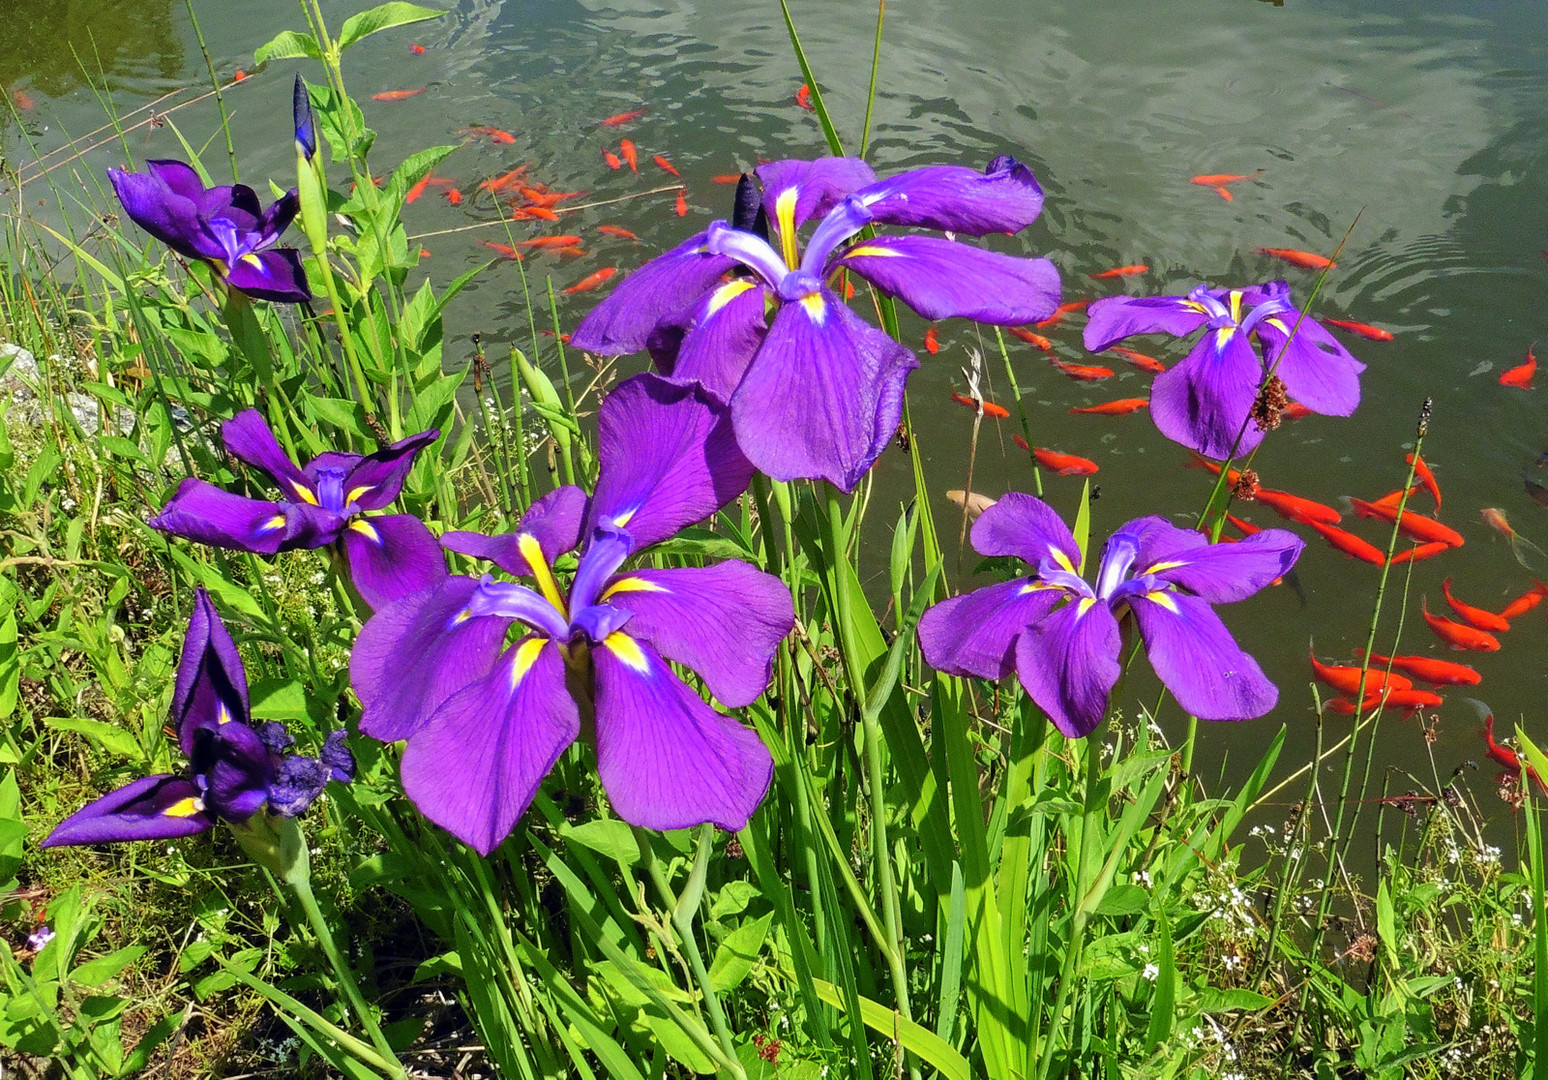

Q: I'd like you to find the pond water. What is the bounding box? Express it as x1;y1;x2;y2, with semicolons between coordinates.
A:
9;0;1548;831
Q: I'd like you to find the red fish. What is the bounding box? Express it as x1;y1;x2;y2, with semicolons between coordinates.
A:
481;241;522;261
372;88;426;101
843;278;856;300
1347;498;1464;548
563;267;617;294
1213;186;1233;201
1500;343;1536;389
444;189;463;205
619;139;638;172
597;225;639;240
479;167;529;194
1326;690;1443;717
513;206;559;222
1258;247;1335;270
951;392;1009;419
1304;520;1386;566
603;149;622;170
1226;514;1261;536
675;189;688;217
1323;319;1393;342
924;326;940;354
1070;398;1148;416
1283;402;1313;420
1090;264;1148;279
1370;487;1417;509
1500;581;1548;618
8;88;34;111
518;235;584;250
600;109;646;127
1252;488;1342;527
1441;578;1510;633
1357;650;1481;688
1387;541;1449;565
1033;446;1099;475
233;71;247;82
796;84;813;110
1190;172;1260;186
712;174;743;184
1048;357;1114;381
410;43;426;54
1422;599;1501;651
653;154;679;178
1008;327;1053;350
418;248;431;258
1309;650;1413;697
1405;452;1441;509
405;175;434;203
1108;346;1166;374
1483;715;1548;792
462;126;517;144
1036;301;1088;329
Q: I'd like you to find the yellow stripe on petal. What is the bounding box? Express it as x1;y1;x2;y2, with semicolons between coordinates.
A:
800;292;826;323
1141;560;1186;575
509;637;548;690
1215;327;1235;349
1076;596;1097;618
843;245;901;259
602;631;651;673
705;279;756;319
163;796;205;818
1019;581;1062;595
261;515;287;532
775;187;800;269
602;576;667;599
1050;545;1078;575
519;533;568;615
349;519;381;544
1229;290;1244;323
345;484;375;506
1266;317;1290;334
218;705;232;725
290;480;319;506
1145;590;1179;612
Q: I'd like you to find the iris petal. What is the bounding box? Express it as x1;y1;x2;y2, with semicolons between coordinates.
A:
40;775;213;848
970;493;1083;572
151;478;341;554
917;578;1063;680
341;513;449;611
836;236;1061;325
339;428;440;511
857;156;1046;236
1013;597;1122;739
1082;294;1212;353
569;231;738;355
224;248;311;304
755;157;878;231
222;410;311;495
1257;315;1364;417
648;280;770;400
1149;326;1266;460
1129;590;1277;722
442;485;589;579
1124;516;1304;603
173;589;251;755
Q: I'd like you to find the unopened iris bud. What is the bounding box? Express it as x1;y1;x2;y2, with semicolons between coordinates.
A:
293;74;317;161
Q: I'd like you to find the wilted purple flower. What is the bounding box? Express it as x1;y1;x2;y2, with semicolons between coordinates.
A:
351;374;794;854
27;926;55;951
571;156;1061;491
108;159;311;303
1083;282;1364;460
41;590;353;848
150;410;444;610
918;494;1302;738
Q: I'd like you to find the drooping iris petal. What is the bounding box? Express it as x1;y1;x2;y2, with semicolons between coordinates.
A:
267;755;330;817
755;157;878;232
1013;597;1123;739
916;578;1064;680
341;513;449;611
352;576;512;741
401;638;580;856
1129;590;1277;721
1124;517;1304;603
1256;314;1364;417
1149;326;1267;460
150;478;341;554
600;561;794;708
253;190;300;249
338;429;440;511
173;588;251;755
40;775;213;848
221;410;311;496
647;279;770;400
730;286;917;491
970;493;1083;571
191;722;273;821
586;373;753;544
857;156;1045;236
320;730;355;783
835;236;1061;325
569;231;738;355
591;633;773;832
442;484;589;579
223;248;312;304
1082;295;1213;353
108;167;214;262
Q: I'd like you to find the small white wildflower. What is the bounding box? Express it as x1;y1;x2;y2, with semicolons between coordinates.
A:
1142;962;1160;981
1133;870;1152;888
1222;953;1243;971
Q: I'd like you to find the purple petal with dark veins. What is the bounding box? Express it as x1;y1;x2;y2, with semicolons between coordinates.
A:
756;157;878;230
1123;516;1304;603
592;634;772;832
601;561;794;708
648;280;769;400
730;286;916;491
341;513;449;611
856;156;1045;236
442;485;589;579
352;576;512;742
266;755;329;817
586;373;753;545
222;410;310;497
340;429;440;511
401;638;579;855
321;729;355;783
40;775;213;848
151;477;342;554
1082;294;1212;353
916;578;1064;680
109;167;215;262
191;721;272;821
1148;326;1266;460
173;588;250;755
253;190;300;249
224;248;311;303
836;236;1061;325
1256;314;1364;417
1013;597;1122;739
569;231;737;355
970;492;1082;570
1129;590;1277;721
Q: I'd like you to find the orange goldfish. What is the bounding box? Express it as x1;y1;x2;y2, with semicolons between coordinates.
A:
372;88;426;101
1323;319;1394;342
1107;346;1166;374
1070;398;1148;416
1483;715;1548;793
1422;599;1501;652
924;326;940;354
1304;520;1386;566
1036;300;1088;329
1481;507;1546;567
481;241;522;260
1251;488;1342;527
1309;649;1412;696
1346;498;1464;548
1008;327;1053;350
951;392;1009;419
619;139;638;172
518;235;583;250
675;189;688;217
1258;247;1335;270
653;154;679;178
444;188;463;206
1356;650;1480;688
1440;578;1510;632
1190;171;1261;186
462;126;516;144
1387;541;1450;565
563;267;617;294
1212;186;1233;201
600;109;646;127
597;225;639;240
796;84;813;110
1499;343;1536;389
1090;264;1148;279
1405;452;1441;509
410;43;426;54
712;174;743;184
603;149;622;170
1283;402;1313;420
1048;357;1114;381
1500;581;1548;618
9;87;35;110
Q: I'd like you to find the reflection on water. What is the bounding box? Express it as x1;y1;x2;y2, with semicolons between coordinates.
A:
1;0;181;98
10;0;1548;827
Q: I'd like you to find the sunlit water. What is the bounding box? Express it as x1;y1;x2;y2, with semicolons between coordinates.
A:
9;0;1548;835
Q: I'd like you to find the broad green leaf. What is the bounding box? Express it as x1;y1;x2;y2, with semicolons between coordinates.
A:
1144;910;1176;1052
70;946;145;988
561;818;641;866
45;716;140;760
254;29;321;64
1092;883;1148;917
338;3;446;52
708;912;772;993
1196;987;1275;1013
0;598;17;721
809;978;972;1080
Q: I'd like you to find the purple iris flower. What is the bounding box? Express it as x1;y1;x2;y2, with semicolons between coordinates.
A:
108;159;311;303
570;155;1061;491
917;494;1303;739
293;75;317;162
1084;281;1364;460
150;410;445;611
350;374;795;854
41;589;353;848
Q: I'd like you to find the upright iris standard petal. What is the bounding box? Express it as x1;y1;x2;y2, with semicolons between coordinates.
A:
108;164;214;261
337;429;441;512
569;232;738;355
151;479;339;555
193;721;273;821
755;157;878;233
592;633;773;832
1014;598;1124;739
1128;590;1277;721
647;279;770;400
917;579;1064;680
1256;313;1364;416
970;493;1083;570
1126;518;1305;603
600;561;795;708
173;588;251;754
856;156;1046;236
353;576;513;741
731;286;916;491
1149;326;1267;460
1083;295;1213;352
341;513;449;610
835;236;1061;325
401;639;580;855
293;74;317;161
40;775;213;847
222;410;312;495
442;485;589;579
223;249;312;304
586;374;753;544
